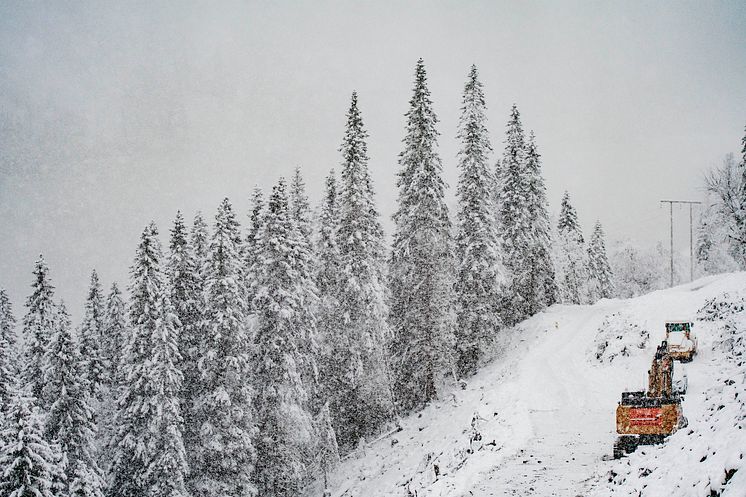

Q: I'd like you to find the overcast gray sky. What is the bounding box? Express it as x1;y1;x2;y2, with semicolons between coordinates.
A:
1;0;745;322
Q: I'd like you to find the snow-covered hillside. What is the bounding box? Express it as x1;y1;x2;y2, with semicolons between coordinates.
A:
307;273;746;497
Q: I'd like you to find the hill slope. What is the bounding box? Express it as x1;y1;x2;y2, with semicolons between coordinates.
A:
308;273;746;497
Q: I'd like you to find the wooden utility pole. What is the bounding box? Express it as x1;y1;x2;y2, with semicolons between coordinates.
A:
660;200;702;286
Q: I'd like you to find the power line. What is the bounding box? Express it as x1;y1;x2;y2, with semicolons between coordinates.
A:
660;200;702;286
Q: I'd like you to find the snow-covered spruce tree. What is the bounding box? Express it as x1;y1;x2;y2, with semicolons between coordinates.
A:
145;287;189;497
496;106;533;324
43;301;105;497
188;211;210;381
453;65;506;378
188;210;210;382
166;210;202;472
190;199;256;497
252;179;318;496
523;131;558;312
331;92;393;447
22;255;58;409
587;221;614;302
102;283;127;387
190;211;210;266
290;167;314;248
109;227;151;497
0;389;65;497
556;191;583;241
167;212;200;336
108;222;188;497
98;282;127;476
244;187;266;313
316;171;342;303
0;290;15;351
389;60;454;412
315;171;344;414
0;289;16;448
289;177;322;408
79;269;106;399
0;290;17;409
554;191;589;305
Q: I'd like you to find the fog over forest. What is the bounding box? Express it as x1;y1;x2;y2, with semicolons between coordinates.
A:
1;0;745;317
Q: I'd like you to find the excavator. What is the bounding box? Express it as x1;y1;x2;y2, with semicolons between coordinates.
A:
613;341;687;459
665;321;697;362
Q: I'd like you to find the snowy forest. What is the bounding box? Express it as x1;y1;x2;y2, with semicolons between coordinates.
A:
0;60;744;497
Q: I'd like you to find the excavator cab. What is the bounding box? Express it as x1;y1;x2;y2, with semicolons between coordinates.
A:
665;321;697;362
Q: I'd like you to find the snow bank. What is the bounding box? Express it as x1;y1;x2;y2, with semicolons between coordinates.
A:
698;292;746;322
589;311;651;364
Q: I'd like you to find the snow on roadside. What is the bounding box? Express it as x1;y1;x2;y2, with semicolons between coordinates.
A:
589;310;651;364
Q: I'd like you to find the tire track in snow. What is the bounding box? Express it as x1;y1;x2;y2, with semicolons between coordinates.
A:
468;305;615;497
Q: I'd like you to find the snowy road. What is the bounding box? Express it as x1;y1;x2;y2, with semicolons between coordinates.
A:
311;274;744;497
468;305;614;497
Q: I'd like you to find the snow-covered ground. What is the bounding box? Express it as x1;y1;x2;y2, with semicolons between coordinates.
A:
307;272;746;497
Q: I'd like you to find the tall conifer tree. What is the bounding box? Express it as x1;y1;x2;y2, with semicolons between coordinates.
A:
189;210;210;388
524;131;558;312
290;167;313;248
167;211;200;336
252;180;317;496
316;171;345;420
108;223;188;497
557;191;583;241
99;282;127;475
245;187;266;313
43;302;105;497
190;200;256;497
22;256;58;408
316;171;342;300
0;290;15;351
0;389;65;497
190;210;210;318
190;211;210;267
79;270;106;399
167;211;202;473
0;290;16;410
146;289;189;497
587;221;614;301
108;225;157;496
555;192;588;304
497;106;533;323
102;283;127;386
389;59;454;411
453;65;506;377
497;108;557;322
330;92;394;446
